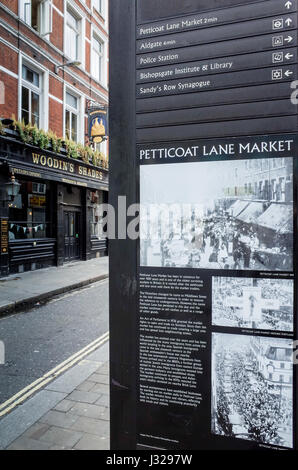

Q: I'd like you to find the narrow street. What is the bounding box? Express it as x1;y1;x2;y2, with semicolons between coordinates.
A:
0;279;109;406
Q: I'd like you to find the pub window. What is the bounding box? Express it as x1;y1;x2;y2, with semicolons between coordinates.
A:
91;34;104;83
8;180;52;240
32;182;46;194
21;64;42;127
20;0;52;36
65;91;78;142
65;7;80;61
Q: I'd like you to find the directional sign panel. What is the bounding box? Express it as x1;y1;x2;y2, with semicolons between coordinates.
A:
136;48;297;83
136;82;296;113
137;65;297;98
137;32;298;68
137;14;297;53
137;0;297;37
110;0;298;452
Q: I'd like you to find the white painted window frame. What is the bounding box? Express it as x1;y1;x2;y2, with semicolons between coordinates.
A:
63;85;84;144
19;0;53;39
90;24;108;87
19;0;32;25
93;0;103;16
91;0;108;30
18;55;49;131
64;1;86;69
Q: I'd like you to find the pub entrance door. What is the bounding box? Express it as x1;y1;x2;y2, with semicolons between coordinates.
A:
64;210;81;261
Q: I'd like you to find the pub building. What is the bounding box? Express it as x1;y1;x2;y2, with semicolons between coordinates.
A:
0;126;108;278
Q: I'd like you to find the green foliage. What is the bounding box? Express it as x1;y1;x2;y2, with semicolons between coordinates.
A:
64;138;80;159
47;130;63;154
6;117;108;169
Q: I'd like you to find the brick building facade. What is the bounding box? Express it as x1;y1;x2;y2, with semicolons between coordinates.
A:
0;0;109;277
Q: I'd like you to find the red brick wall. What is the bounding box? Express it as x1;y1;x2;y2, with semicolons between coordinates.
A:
85;41;91;74
1;0;18;14
0;0;109;144
0;72;18;119
53;0;64;13
49;76;63;101
51;10;64;51
49;98;63;136
85;20;91;39
0;44;18;75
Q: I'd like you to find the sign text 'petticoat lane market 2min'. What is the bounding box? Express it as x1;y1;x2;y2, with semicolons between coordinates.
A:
31;152;104;181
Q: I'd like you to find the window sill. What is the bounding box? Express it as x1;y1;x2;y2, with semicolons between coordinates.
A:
18;19;52;44
93;8;105;21
90;75;108;91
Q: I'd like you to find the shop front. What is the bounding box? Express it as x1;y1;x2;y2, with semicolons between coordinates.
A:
0;133;108;278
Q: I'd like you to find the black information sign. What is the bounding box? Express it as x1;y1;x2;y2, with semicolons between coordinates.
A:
110;0;298;451
0;219;8;255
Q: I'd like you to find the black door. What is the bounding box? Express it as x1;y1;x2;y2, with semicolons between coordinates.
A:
64;211;81;261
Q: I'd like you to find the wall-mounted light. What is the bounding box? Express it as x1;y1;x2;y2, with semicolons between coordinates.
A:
5;172;20;202
55;61;81;74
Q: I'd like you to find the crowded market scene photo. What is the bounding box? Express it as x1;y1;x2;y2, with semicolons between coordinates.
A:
212;333;293;448
140;158;293;272
212;277;293;331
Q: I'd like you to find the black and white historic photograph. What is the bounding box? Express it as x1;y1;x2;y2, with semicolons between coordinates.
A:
212;277;293;331
211;333;293;448
140;158;293;271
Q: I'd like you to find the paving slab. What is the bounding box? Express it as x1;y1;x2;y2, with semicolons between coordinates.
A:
75;381;96;392
39;426;83;447
22;422;50;440
53;399;74;413
67;390;102;404
0;340;110;450
71;415;110;436
0;389;67;449
68;402;107;420
95;395;109;407
74;433;109;450
44;360;102;394
39;410;80;428
7;436;52;450
89;382;109;394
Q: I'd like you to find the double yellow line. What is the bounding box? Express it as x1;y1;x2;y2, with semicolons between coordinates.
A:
0;331;109;418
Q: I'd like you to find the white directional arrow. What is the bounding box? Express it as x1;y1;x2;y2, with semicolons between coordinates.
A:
285;70;294;76
285;18;293;26
285;53;294;59
285;35;294;42
285;1;293;9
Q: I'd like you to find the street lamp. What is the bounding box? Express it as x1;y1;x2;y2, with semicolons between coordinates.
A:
55;61;81;74
4;172;20;202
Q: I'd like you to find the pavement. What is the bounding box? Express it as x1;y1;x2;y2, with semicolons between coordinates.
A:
0;340;110;450
0;256;110;450
0;257;109;316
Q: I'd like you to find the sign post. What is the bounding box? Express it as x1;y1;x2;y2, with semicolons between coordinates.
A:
0;218;9;277
110;0;298;450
